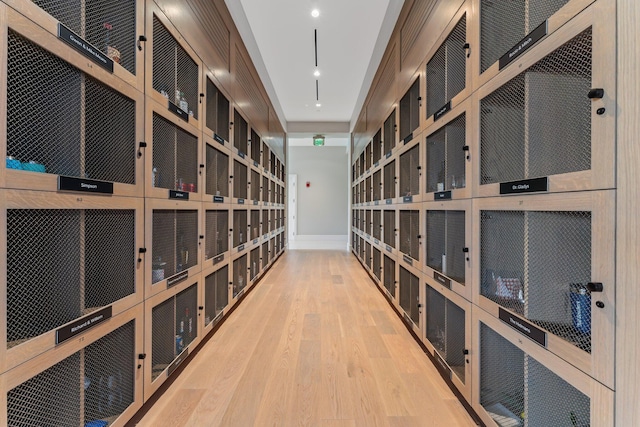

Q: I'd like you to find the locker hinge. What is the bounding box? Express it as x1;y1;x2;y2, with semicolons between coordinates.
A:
137;35;147;51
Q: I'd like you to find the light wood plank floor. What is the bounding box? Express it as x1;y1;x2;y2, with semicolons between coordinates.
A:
133;250;476;427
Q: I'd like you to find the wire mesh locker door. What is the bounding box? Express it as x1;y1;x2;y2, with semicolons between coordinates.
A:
426;114;467;194
7;30;137;187
479;322;590;427
365;143;372;171
205;210;228;260
400;144;420;198
152;113;198;193
480;28;593;189
206;144;229;198
399;210;420;261
372;210;382;241
151;210;198;284
384;109;397;156
372;129;382;165
399;78;420;142
383;255;396;298
251;129;261;165
384;160;396;200
383;210;396;249
366;242;372;270
233;255;248;297
233;110;248;156
262;241;269;268
7;320;136;426
206;77;230;141
373;170;382;202
233;160;248;200
250;248;260;280
399;266;420;325
232;210;248;248
205;265;228;326
365;210;372;236
426;14;467;118
426;210;466;285
250;210;261;240
365;176;372;203
250;169;260;202
373;248;382;280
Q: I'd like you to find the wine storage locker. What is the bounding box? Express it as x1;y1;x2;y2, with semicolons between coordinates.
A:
203;263;229;330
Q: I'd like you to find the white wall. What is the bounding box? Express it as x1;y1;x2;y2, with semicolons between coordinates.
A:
288;146;349;249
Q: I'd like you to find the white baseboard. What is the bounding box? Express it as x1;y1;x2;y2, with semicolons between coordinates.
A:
288;234;349;250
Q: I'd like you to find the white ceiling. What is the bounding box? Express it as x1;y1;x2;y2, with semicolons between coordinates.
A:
226;0;404;131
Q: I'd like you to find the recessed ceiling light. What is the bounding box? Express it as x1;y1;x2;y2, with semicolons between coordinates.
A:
316;103;322;107
313;70;320;77
311;9;320;18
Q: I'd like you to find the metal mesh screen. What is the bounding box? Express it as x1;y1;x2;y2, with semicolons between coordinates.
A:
206;77;230;141
427;15;467;118
251;170;261;201
263;209;269;233
251;210;261;240
384;210;396;248
262;176;269;202
152;113;198;192
373;247;381;280
480;29;592;185
373;170;382;201
365;210;372;235
365;143;371;171
427;114;466;192
262;143;270;170
364;177;371;203
31;0;136;74
480;323;590;426
270;181;276;203
271;210;276;232
426;286;466;383
233;160;248;199
205;265;228;325
233;255;247;296
373;129;382;165
359;153;365;178
400;210;420;261
176;284;198;350
373;210;382;240
399;79;420;141
233;111;248;155
426;210;466;284
384;160;396;199
250;247;260;280
359;237;365;260
480;0;570;73
384;255;396;297
400;145;420;197
366;242;372;269
7;209;134;347
251;129;261;164
206;144;229;197
8;320;135;426
205;210;228;260
384;109;397;155
152;210;198;283
399;266;420;324
262;241;269;267
233;210;248;248
7;31;136;183
481;210;592;353
152;16;198;118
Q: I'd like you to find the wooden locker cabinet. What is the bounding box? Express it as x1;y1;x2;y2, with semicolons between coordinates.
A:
472;191;615;388
471;1;615;199
398;258;424;338
0;189;144;373
143;275;202;401
144;198;202;299
145;3;203;131
201;261;230;335
203;135;232;204
145;98;203;201
382;252;400;309
396;131;424;204
202;201;231;271
472;306;613;427
1;304;145;427
1;0;145;89
424;199;473;302
1;8;144;197
203;71;232;150
231;155;249;205
398;73;425;145
231;206;249;255
423;283;472;401
424;97;473;201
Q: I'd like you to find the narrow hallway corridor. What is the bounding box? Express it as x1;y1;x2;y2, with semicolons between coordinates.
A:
133;251;476;426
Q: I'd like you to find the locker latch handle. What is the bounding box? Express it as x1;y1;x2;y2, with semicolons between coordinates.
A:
463;43;470;58
137;248;146;263
137;35;147;51
587;282;604;293
588;88;604;99
199;93;205;104
137;141;147;158
463;349;469;355
138;353;147;360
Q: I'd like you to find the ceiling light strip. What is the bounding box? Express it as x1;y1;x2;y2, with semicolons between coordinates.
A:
316;80;319;101
314;29;318;67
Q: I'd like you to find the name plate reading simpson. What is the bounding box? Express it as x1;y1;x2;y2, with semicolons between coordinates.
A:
58;176;113;194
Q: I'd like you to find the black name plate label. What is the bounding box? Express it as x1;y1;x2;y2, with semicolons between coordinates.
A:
58;23;114;72
434;352;452;380
238;245;245;252
213;254;224;264
213;195;224;203
433;101;451;121
434;271;452;289
170;190;190;200
434;191;452;200
499;21;548;70
374;239;379;245
499;307;547;347
374;162;379;168
254;161;259;167
403;195;413;203
58;176;114;194
500;177;548;195
386;245;392;253
167;271;189;288
168;101;189;121
403;255;413;265
56;306;112;344
238;198;245;204
403;133;414;145
386;152;392;159
238;151;245;159
253;239;259;244
168;348;189;377
386;199;393;205
214;133;225;144
253;200;259;205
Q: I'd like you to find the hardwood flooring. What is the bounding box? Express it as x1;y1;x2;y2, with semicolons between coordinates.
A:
132;250;476;427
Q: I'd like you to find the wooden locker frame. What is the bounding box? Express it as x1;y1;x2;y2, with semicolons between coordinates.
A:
202;134;232;204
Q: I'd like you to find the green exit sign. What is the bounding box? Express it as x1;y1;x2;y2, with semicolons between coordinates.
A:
313;135;325;146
